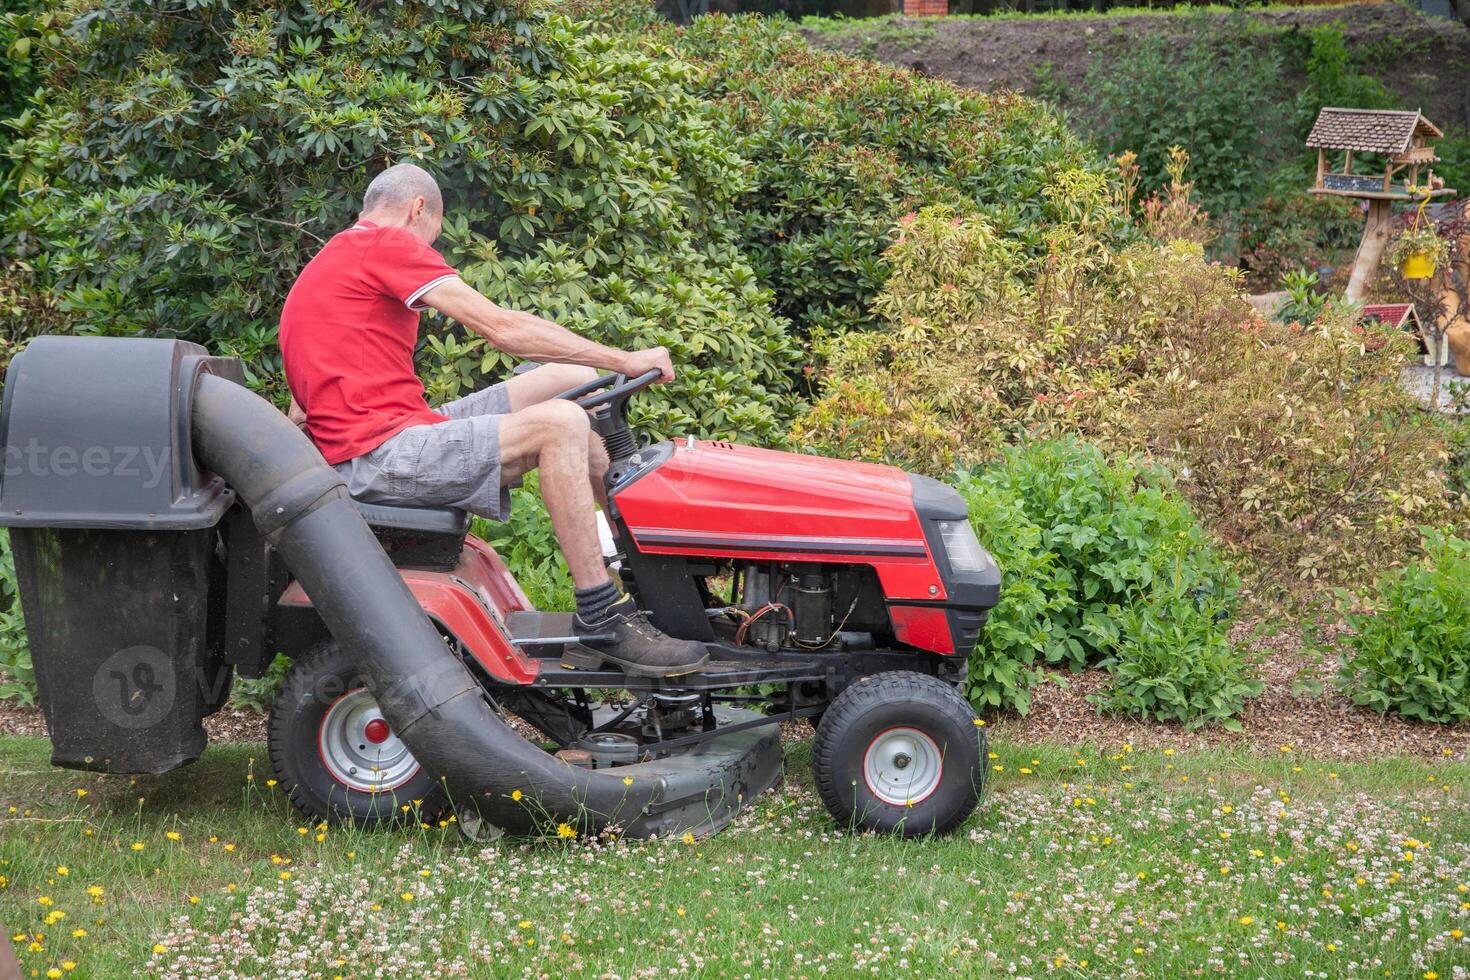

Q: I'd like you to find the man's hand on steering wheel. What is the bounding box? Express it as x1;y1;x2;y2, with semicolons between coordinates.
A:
621;346;675;383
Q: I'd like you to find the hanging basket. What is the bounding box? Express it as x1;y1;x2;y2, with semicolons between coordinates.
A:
1401;250;1437;280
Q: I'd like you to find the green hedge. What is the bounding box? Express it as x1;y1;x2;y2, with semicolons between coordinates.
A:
5;0;798;441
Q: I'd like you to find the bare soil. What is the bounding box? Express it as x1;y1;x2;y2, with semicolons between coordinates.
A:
804;2;1470;132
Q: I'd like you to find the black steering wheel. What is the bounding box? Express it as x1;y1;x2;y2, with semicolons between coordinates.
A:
554;368;662;464
555;368;663;410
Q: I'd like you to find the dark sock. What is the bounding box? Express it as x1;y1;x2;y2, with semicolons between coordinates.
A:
575;579;621;622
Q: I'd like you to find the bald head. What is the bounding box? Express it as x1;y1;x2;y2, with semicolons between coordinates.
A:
363;163;442;215
360;163;444;244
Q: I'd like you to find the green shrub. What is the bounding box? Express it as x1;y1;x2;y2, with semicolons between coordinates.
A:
1080;12;1285;217
7;0;798;440
0;530;32;704
1336;531;1470;724
952;439;1249;726
799;205;1455;595
973;439;1236;672
661;13;1112;338
953;475;1069;715
1093;591;1260;730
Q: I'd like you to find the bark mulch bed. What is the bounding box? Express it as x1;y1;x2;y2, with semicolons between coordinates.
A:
985;621;1469;761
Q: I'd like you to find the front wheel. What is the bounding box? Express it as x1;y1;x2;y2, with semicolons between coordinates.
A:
811;671;983;837
268;640;447;826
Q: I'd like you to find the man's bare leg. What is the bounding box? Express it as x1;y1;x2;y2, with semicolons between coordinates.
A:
497;400;606;588
501;362;611;509
495;399;706;676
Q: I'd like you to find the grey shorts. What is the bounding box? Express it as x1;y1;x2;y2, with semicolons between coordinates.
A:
334;382;515;521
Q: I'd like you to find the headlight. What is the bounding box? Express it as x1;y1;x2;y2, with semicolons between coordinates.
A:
935;520;989;574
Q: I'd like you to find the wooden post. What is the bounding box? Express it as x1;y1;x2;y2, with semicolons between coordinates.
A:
1315;149;1326;189
1345;199;1393;303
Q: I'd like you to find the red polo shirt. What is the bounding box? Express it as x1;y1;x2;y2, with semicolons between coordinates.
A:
279;221;460;464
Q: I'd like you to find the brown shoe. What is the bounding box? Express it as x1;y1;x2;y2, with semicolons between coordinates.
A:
563;597;709;678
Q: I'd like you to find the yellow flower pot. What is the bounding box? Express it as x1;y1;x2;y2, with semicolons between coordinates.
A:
1401;250;1437;280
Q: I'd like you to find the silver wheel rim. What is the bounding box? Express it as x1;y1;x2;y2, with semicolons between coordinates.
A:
318;688;421;793
862;726;943;806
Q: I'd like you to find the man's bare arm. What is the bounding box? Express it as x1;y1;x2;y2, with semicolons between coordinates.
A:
422;277;673;381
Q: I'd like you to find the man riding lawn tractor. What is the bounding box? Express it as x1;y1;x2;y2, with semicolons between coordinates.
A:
279;163;707;678
0;162;1000;839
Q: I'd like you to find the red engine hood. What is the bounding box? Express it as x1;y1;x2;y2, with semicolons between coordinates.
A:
612;441;939;599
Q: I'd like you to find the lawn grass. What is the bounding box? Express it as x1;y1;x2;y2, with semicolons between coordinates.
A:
3;733;1468;977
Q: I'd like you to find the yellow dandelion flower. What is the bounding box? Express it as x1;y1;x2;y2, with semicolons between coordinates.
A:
681;832;696;845
47;969;62;979
1020;767;1033;775
1238;916;1253;926
223;843;235;852
1276;921;1285;931
400;892;414;902
71;929;86;939
676;906;686;917
518;920;532;930
992;765;1004;773
1424;973;1438;980
37;896;53;906
152;944;166;954
557;823;577;839
265;779;277;787
297;827;308;835
418;869;431;878
188;896;200;905
227;883;237;892
511;790;523;802
55;866;68;876
75;789;86;798
315;833;325;842
1220;805;1232;814
1163;748;1175;757
62;962;75;972
1451;929;1463;939
973;718;985;726
1325;943;1336;951
130;842;144;852
623;776;633;786
279;871;291;881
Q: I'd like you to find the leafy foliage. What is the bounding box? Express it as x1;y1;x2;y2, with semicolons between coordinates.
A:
7;0;798;440
953;440;1249;728
660;13;1110;339
1079;12;1285;217
1336;531;1470;724
0;531;32;704
798;203;1456;596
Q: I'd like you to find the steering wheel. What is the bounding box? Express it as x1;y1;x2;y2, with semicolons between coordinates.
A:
555;368;663;410
554;368;663;464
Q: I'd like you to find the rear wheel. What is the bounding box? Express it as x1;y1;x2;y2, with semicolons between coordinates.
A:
812;671;983;837
268;640;447;826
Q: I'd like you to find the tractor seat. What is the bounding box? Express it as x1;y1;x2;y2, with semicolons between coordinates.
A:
351;499;471;570
351;499;471;536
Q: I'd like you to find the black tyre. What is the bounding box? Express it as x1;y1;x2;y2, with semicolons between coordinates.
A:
268;640;447;826
812;671;983;837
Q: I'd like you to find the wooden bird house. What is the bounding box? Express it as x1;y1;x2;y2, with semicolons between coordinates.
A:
1304;107;1457;301
1307;107;1452;201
